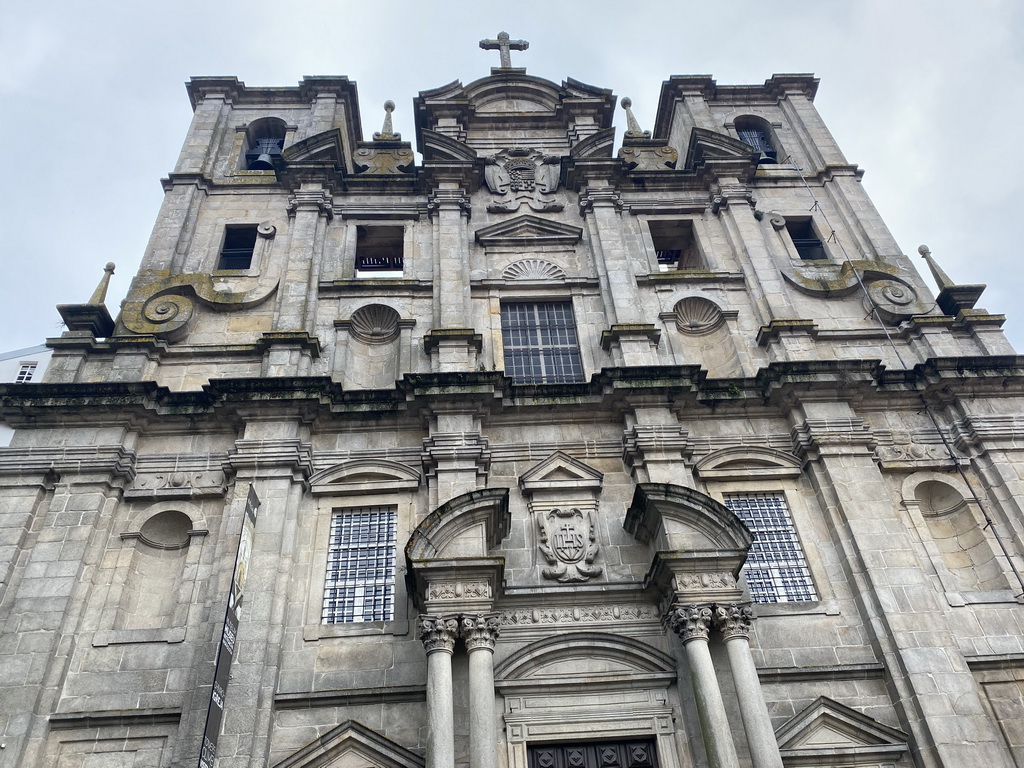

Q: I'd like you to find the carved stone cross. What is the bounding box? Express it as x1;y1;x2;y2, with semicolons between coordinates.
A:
479;31;529;68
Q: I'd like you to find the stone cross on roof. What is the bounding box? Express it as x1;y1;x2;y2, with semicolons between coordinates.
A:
479;31;529;68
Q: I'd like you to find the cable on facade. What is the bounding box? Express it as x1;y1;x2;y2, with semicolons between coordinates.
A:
780;156;1024;595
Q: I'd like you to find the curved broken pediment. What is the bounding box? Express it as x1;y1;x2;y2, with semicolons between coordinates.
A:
624;483;752;553
405;488;510;560
282;129;345;164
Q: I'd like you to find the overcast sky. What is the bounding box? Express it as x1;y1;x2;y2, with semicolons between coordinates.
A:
2;0;1022;356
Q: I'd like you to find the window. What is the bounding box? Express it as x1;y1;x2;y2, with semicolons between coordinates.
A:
15;362;37;383
218;225;259;270
355;226;404;277
501;301;584;385
735;117;777;164
724;493;817;603
322;506;397;623
785;219;827;261
647;220;699;270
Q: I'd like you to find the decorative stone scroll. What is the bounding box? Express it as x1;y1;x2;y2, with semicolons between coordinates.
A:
483;148;563;213
537;508;602;583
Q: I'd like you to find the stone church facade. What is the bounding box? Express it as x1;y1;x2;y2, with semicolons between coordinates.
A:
2;42;1024;768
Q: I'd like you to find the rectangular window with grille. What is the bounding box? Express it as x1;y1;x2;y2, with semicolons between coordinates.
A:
322;506;397;624
500;301;584;385
724;493;817;603
15;362;37;383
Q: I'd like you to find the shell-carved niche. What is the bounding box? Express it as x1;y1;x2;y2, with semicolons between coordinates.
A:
349;304;401;344
673;297;725;334
502;259;566;282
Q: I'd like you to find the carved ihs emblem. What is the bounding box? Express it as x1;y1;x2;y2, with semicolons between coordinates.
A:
538;508;602;582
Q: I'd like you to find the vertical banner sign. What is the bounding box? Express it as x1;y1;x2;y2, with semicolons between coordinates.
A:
198;484;260;768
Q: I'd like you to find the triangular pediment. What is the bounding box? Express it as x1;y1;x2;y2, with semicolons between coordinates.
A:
475;215;583;248
274;720;424;768
519;451;603;496
775;697;908;766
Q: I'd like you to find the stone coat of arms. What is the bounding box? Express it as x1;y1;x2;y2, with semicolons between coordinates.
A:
537;508;602;582
483;148;563;213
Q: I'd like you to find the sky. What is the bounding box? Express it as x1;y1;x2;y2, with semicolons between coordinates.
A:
2;0;1023;355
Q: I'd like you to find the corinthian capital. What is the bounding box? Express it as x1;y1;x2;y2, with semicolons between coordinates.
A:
417;614;459;654
667;604;714;643
460;612;500;651
713;603;755;639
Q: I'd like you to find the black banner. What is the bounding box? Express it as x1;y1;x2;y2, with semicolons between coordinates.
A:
199;484;260;768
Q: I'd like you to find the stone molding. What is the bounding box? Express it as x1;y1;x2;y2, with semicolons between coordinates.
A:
225;438;314;480
499;604;659;627
427;188;472;218
578;188;622;216
460;612;500;651
417;614;459;654
286;188;334;219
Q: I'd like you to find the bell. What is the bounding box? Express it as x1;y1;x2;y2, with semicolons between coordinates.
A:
248;153;275;170
756;151;777;165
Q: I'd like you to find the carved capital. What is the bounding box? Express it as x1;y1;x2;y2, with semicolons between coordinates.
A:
417;614;459;654
460;612;500;651
667;604;713;643
713;603;755;640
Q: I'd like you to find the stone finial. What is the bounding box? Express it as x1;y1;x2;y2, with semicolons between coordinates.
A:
374;100;399;141
621;97;650;139
917;244;986;315
479;31;529;69
88;262;116;305
918;245;953;291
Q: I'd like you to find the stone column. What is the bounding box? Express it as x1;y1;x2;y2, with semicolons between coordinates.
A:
714;604;783;768
461;613;500;768
668;605;739;768
419;615;460;768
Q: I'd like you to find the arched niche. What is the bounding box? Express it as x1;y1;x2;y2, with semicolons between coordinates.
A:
115;503;208;632
309;459;421;496
901;472;1009;593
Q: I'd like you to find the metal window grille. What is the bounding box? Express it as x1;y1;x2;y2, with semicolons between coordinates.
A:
724;493;817;603
501;302;584;385
322;507;397;623
15;363;37;383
